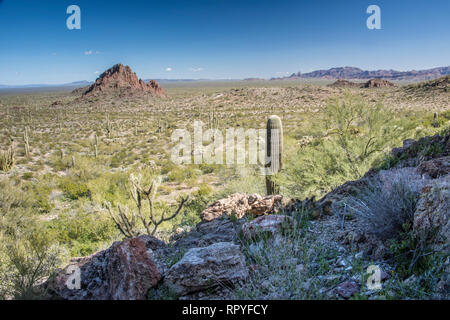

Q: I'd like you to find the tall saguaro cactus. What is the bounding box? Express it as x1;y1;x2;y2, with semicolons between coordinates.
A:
23;126;30;157
265;115;283;195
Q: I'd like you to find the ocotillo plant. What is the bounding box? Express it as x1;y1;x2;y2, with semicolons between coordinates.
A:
265;115;283;195
0;145;15;172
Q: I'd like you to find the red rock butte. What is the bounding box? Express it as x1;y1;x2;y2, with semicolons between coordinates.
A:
83;64;164;97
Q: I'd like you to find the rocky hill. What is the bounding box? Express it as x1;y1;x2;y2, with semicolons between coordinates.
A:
42;132;449;300
328;79;361;88
404;75;450;93
272;66;450;81
328;78;396;88
75;64;164;97
362;78;396;88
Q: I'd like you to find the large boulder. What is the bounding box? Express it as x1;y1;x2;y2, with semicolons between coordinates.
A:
163;242;248;296
200;193;287;222
414;177;449;252
46;236;164;300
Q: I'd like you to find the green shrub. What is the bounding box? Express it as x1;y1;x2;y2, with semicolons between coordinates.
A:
279;95;408;198
45;212;117;257
59;180;91;200
22;172;33;180
167;166;201;182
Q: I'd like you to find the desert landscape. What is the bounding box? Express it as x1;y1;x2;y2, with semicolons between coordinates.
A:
0;61;448;300
0;0;449;303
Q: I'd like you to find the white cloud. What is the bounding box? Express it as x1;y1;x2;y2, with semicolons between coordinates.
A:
166;67;172;72
189;67;204;72
94;71;100;75
84;50;100;55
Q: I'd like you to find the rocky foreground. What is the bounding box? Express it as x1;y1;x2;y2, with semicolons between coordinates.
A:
44;133;449;300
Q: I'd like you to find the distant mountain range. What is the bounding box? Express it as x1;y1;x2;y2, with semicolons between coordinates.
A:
2;66;449;89
0;79;226;90
0;81;92;89
271;66;450;81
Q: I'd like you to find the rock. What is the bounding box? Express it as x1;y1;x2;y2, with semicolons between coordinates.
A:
391;134;449;162
173;218;240;250
241;214;295;239
402;139;416;150
46;236;163;300
362;79;395;88
164;242;248;296
417;156;450;178
296;264;305;273
413;177;449;251
336;280;360;299
380;269;390;281
200;193;287;222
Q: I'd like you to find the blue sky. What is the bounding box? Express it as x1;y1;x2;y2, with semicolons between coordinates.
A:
0;0;449;84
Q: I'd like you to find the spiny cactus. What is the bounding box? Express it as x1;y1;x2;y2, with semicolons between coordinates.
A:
23;126;30;157
0;145;15;172
104;174;188;237
156;117;167;133
265;115;283;195
208;107;219;130
105;114;112;138
93;133;99;158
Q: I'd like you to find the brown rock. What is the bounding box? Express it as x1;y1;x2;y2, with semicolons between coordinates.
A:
362;78;396;88
200;193;287;222
46;236;163;300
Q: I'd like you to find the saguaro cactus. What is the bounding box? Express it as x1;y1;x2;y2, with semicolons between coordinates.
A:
105;114;112;138
93;133;99;158
265;115;283;195
23;126;30;157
